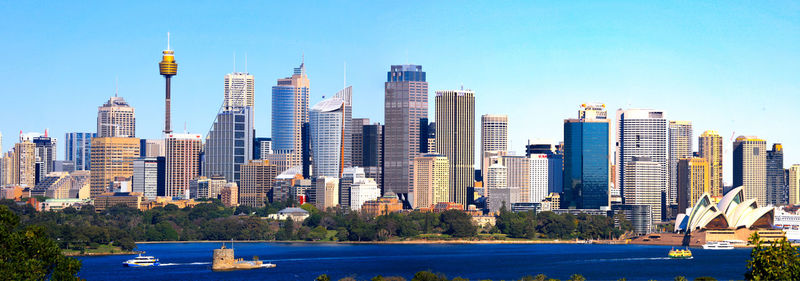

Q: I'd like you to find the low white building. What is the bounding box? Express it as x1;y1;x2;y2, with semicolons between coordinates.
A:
350;177;380;211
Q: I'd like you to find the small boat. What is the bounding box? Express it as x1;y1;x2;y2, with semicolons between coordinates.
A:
702;241;734;250
123;254;161;267
668;248;693;259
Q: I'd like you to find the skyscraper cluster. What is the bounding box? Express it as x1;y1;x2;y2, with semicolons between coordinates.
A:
0;34;794;229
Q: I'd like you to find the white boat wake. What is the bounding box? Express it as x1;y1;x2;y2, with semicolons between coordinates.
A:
158;262;211;266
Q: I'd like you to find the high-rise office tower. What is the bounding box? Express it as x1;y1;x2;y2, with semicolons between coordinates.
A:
525;139;559;157
159;33;177;134
165;134;202;198
65;132;96;171
363;123;384;192
733;136;767;206
789;165;800;205
435;89;475;207
615;109;667;211
677;157;709;212
203;107;254;183
698;130;723;198
309;89;350;178
502;155;530;203
528;153;563;203
253;137;272;160
132;156;165;200
12;140;36;187
481;114;508;182
223;72;255;110
32;133;56;184
623;157;663;223
384;65;427;204
350;177;380;211
272;62;310;167
239;160;278;207
351;118;370;167
420;121;436;154
97;96;136;137
413;154;450;209
668;121;692;208
767;143;785;205
563;103;610;209
89;137;140;197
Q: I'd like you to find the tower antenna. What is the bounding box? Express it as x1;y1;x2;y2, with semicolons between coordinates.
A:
115;76;119;97
167;32;171;50
245;53;248;73
343;61;346;88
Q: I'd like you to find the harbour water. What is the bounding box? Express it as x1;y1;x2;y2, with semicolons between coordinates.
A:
77;242;751;280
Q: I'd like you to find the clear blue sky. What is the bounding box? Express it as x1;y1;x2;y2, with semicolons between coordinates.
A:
1;1;798;184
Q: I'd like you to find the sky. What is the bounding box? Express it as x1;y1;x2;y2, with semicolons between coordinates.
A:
0;1;798;184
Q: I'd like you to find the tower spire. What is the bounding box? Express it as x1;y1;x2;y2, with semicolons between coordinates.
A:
167;32;171;50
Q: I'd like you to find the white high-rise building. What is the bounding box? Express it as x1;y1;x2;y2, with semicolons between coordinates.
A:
616;109;668;216
528;154;563;203
481;114;508;182
133;157;161;200
97;96;135;138
223;72;255;110
623;157;663;223
310;93;346;178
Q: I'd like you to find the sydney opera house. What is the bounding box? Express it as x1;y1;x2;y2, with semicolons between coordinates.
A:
633;186;783;246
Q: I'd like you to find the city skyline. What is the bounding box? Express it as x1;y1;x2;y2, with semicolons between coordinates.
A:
1;2;798;186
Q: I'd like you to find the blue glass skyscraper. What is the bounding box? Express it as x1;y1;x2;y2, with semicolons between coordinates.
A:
65;132;96;171
562;104;610;209
272;62;309;167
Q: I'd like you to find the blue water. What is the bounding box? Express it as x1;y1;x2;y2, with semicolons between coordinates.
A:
77;243;751;280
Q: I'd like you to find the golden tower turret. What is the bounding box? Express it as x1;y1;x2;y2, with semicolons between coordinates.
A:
159;32;178;134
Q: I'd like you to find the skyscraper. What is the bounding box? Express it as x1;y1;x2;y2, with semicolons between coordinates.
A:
272;62;309;168
623;157;663;223
615;109;667;212
165;134;202;198
384;65;427;204
351;118;370;167
132;157;165;200
159;33;177;134
767;143;785;205
239;160;278;207
677;157;709;212
481;114;508;182
97;96;135;137
363;123;384;192
502;155;530;203
668;121;692;209
12;140;36;187
203;106;254;183
89;137;140;197
413;154;449;209
435;89;475;207
698;130;723;198
309;90;349;178
733;136;767;206
32;133;56;184
563;103;610;209
340;167;366;210
65;132;96;171
253;137;272;160
789;165;800;205
223;72;255;109
528;153;563;203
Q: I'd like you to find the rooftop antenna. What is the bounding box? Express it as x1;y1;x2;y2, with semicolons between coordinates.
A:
115;76;119;97
233;52;236;73
343;61;346;88
184;121;187;134
245;53;248;74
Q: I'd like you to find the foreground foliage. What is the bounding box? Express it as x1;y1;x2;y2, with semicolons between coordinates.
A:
0;205;82;280
745;233;800;280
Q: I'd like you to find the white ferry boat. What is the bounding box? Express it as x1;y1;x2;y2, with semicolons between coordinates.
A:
123;254;160;267
702;241;734;250
773;208;800;242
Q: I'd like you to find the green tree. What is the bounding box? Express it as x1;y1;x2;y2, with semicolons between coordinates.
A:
315;274;330;281
745;233;800;280
0;205;82;280
412;270;448;281
674;276;687;281
439;210;476;238
567;274;585;281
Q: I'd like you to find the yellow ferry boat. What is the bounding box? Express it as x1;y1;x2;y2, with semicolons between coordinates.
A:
668;248;693;259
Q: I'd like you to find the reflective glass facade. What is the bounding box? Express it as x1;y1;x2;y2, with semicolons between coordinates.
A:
65;132;95;171
563;120;609;209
